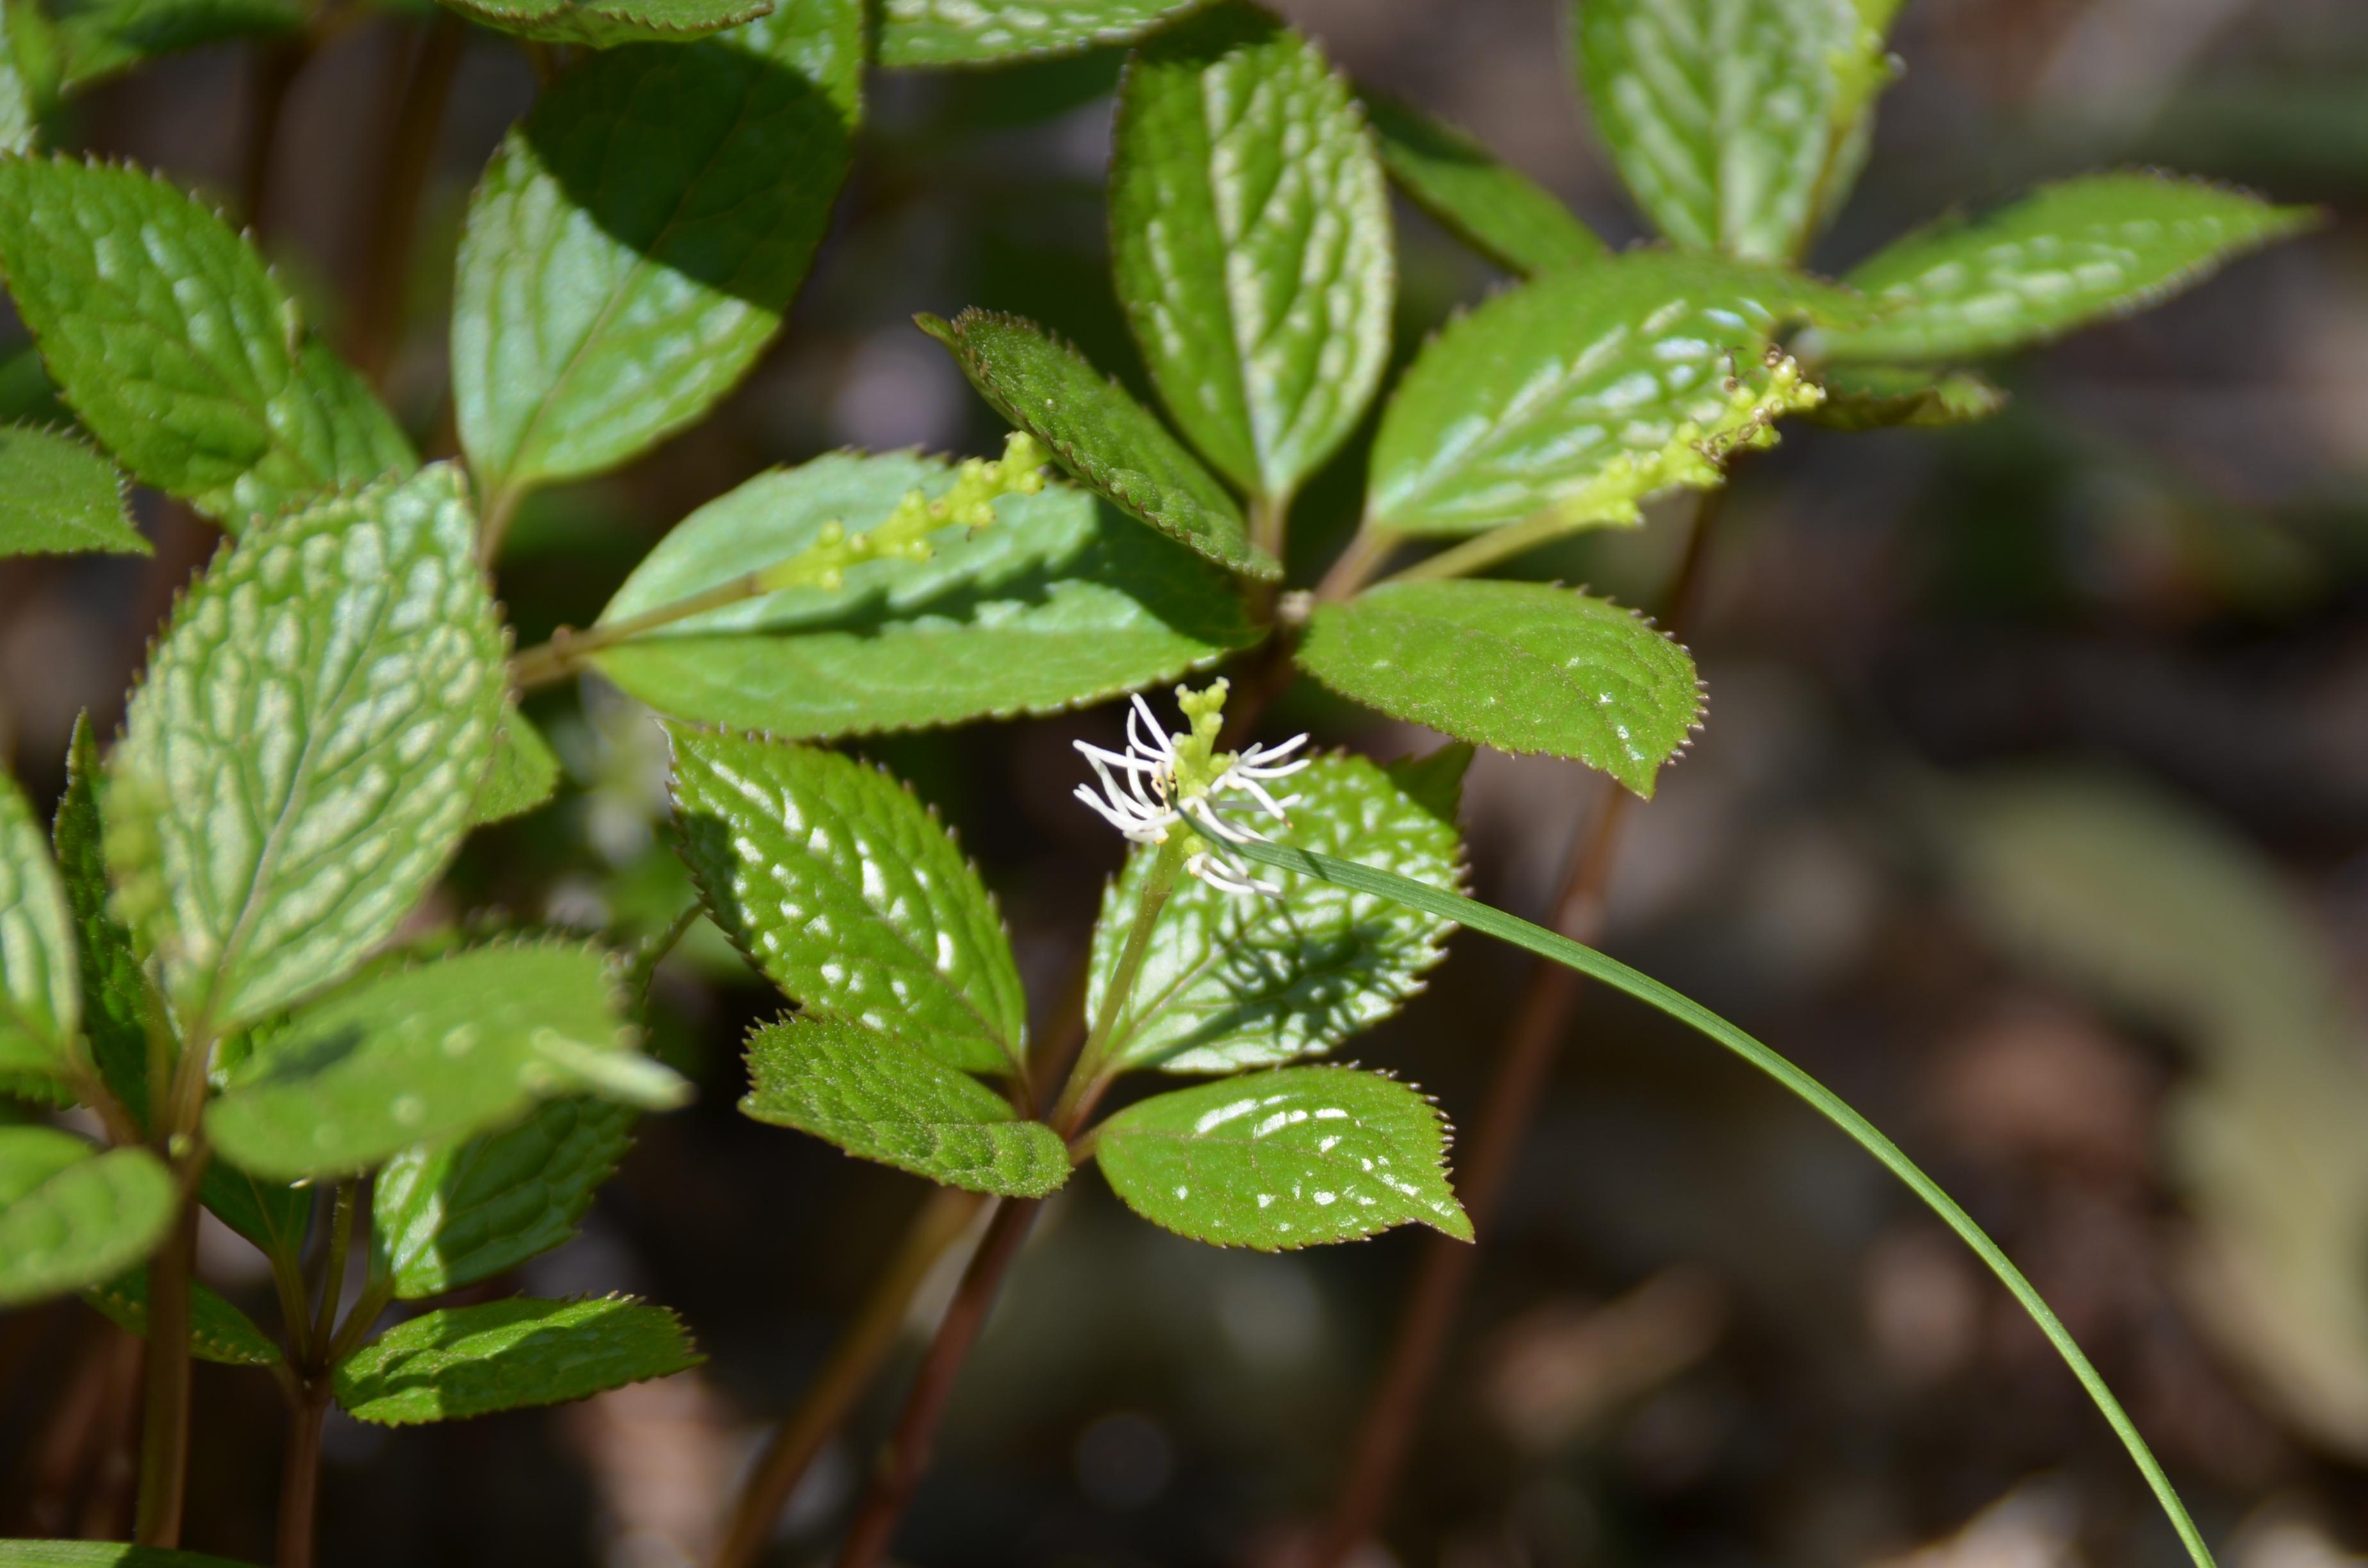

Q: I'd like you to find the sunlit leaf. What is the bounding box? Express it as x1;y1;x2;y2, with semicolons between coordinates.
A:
0;1127;174;1307
876;0;1199;67
440;0;768;47
0;424;141;559
333;1296;702;1425
0;767;77;1084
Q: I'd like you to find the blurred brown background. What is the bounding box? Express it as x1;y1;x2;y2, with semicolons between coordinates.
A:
4;1;2368;1565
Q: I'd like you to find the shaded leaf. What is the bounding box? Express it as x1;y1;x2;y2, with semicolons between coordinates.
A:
0;1542;263;1565
453;1;860;501
378;1097;636;1300
206;942;680;1182
1089;754;1461;1073
0;158;411;531
0;768;77;1082
79;1269;284;1366
48;0;298;91
595;452;1255;737
1296;580;1700;795
1804;363;2007;429
49;716;149;1121
473;706;562;827
1111;3;1392;501
668;727;1026;1075
195;1160;309;1269
742;1013;1069;1196
107;464;506;1033
333;1296;702;1425
1823;174;2317;363
441;0;769;47
0;424;142;558
918;309;1279;582
876;0;1199;67
0;1129;174;1306
1362;92;1606;277
1095;1065;1469;1248
1365;254;1850;535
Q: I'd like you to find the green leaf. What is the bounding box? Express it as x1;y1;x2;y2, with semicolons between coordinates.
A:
917;309;1279;582
741;1014;1069;1196
1088;754;1461;1074
0;158;413;531
594;452;1256;737
452;0;860;502
47;0;298;91
0;1542;263;1566
0;767;77;1082
0;1129;174;1306
876;0;1199;66
79;1269;284;1366
1361;92;1607;277
1822;174;2319;363
1094;1066;1470;1249
50;717;149;1122
1365;254;1848;536
205;940;681;1182
378;1097;635;1300
440;0;768;48
333;1296;702;1425
0;424;142;558
0;20;35;156
108;464;506;1033
1110;3;1392;502
667;727;1027;1075
1572;0;1898;262
195;1161;309;1268
472;706;562;827
1804;363;2006;429
1296;580;1701;795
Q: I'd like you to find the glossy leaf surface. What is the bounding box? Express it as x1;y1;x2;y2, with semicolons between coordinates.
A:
1362;92;1606;277
742;1015;1069;1196
1297;580;1700;795
441;0;769;47
333;1296;701;1425
0;1130;174;1307
0;425;142;558
876;0;1199;66
0;769;77;1082
669;728;1026;1075
1096;1066;1470;1249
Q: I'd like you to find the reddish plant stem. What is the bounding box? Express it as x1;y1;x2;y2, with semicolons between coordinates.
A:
349;12;466;388
275;1389;329;1568
1310;493;1726;1567
132;1197;199;1546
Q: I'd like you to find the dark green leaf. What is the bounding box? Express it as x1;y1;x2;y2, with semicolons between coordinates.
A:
440;0;768;47
1296;580;1700;795
378;1097;635;1300
1110;3;1392;501
1803;363;2007;429
195;1161;309;1268
1823;174;2319;363
595;452;1255;737
472;706;562;827
50;716;149;1122
917;309;1279;582
1572;0;1897;261
79;1269;284;1366
1365;254;1849;535
108;464;506;1033
0;424;142;558
876;0;1199;67
1361;92;1607;276
1089;755;1461;1073
0;769;77;1083
47;0;298;91
1094;1066;1470;1249
333;1296;702;1425
668;727;1027;1075
742;1013;1069;1196
453;1;860;501
0;158;411;531
206;941;683;1182
0;1129;174;1306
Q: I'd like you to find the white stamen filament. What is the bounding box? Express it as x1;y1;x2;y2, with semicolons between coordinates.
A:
1070;699;1312;897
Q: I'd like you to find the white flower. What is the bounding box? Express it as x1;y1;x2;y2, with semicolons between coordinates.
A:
1072;692;1311;897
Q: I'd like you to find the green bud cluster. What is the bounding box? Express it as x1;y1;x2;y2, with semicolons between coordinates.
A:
754;432;1051;594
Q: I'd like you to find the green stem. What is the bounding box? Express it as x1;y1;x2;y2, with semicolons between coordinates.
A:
309;1180;359;1360
511;572;780;689
1315;523;1397;602
1377;507;1601;587
1226;839;2217;1568
1248;492;1292;566
1050;837;1187;1132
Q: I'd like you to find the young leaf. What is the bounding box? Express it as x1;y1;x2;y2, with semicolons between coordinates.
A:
1821;174;2318;363
377;1097;636;1300
1804;363;2007;430
876;0;1199;67
1110;3;1392;502
668;727;1027;1075
742;1014;1070;1196
108;464;506;1033
1572;0;1897;262
49;0;299;92
1361;92;1607;277
50;716;149;1120
0;1544;263;1566
472;706;562;827
0;158;412;531
1094;1066;1470;1250
440;0;769;49
332;1296;702;1425
1296;580;1700;796
79;1270;284;1366
453;0;860;503
917;309;1279;582
1365;254;1849;536
0;424;142;559
1088;755;1461;1074
0;1128;175;1307
594;452;1256;737
0;769;78;1083
205;941;678;1182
